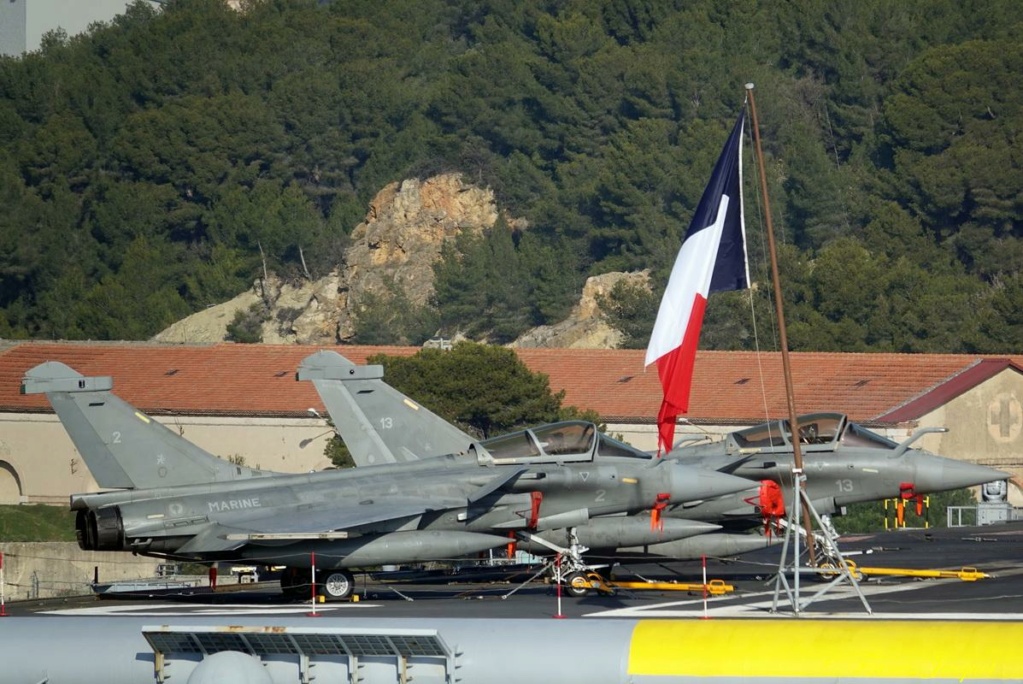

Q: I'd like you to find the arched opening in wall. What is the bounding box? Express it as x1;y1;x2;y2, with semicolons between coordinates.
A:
0;460;23;504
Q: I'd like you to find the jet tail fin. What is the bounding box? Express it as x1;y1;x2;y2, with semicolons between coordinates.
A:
297;351;474;466
22;361;267;489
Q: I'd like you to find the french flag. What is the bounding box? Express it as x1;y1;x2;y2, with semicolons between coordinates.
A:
645;110;750;454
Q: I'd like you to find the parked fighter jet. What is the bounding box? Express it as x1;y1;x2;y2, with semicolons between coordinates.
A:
21;361;754;600
298;351;1008;565
663;413;1008;529
298;351;772;569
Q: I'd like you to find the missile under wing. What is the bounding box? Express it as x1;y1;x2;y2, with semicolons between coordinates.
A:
21;360;753;600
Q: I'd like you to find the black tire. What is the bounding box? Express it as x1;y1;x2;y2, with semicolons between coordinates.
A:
319;570;355;601
564;571;591;597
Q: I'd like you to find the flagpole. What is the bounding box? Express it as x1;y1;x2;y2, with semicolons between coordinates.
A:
744;83;816;564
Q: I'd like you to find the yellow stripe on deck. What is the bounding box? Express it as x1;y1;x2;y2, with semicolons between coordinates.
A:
628;619;1023;679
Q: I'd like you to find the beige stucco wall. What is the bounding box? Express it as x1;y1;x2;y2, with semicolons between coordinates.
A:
3;371;1020;507
913;368;1023;505
0;412;336;505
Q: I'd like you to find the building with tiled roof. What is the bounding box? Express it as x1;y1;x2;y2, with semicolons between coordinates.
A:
0;341;1021;505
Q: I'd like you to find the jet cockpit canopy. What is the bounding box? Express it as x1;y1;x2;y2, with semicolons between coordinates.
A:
728;412;899;452
475;421;652;465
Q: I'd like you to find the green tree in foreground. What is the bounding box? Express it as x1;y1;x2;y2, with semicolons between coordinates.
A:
833;487;978;534
323;418;356;470
323;341;600;465
369;342;580;439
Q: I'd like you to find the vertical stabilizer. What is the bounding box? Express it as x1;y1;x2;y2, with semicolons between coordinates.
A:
297;351;474;466
21;361;267;489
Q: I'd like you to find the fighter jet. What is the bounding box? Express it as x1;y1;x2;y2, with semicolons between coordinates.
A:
21;360;753;600
298;351;1008;566
298;351;772;569
662;413;1009;530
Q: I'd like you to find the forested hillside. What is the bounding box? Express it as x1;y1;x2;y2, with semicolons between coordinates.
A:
1;0;1020;351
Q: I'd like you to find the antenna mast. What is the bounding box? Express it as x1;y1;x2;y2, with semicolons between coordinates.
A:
744;83;870;615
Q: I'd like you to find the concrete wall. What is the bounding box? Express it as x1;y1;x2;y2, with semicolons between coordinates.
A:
0;542;162;600
2;371;1019;506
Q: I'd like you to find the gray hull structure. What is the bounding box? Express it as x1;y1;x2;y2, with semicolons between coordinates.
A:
2;616;1021;683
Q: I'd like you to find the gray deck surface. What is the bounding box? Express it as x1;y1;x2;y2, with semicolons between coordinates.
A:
7;522;1021;621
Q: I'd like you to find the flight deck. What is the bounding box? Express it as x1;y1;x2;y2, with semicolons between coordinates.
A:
7;521;1023;621
4;523;1023;684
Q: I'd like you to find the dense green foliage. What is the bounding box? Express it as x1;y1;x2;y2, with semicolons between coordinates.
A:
324;341;599;461
370;342;600;438
0;504;77;541
833;487;978;534
1;0;1022;348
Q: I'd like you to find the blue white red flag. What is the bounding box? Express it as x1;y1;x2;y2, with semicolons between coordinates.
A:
645;110;750;454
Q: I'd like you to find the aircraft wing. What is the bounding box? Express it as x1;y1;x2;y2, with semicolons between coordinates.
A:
178;498;464;553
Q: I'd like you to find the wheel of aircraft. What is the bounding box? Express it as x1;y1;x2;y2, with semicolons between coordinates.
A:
319;570;355;601
563;571;592;598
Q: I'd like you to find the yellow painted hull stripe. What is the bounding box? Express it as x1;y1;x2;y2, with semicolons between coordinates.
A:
628;619;1023;679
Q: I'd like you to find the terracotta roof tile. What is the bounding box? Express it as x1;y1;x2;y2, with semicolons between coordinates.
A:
876;358;1023;423
0;342;418;418
0;342;1019;425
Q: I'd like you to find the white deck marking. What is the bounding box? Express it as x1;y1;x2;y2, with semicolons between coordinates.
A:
44;603;379;617
585;569;1023;619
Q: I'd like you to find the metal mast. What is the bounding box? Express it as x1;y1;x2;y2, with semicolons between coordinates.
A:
745;83;870;615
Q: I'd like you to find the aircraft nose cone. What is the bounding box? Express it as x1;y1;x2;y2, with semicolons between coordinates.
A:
671;464;757;503
914;455;1008;493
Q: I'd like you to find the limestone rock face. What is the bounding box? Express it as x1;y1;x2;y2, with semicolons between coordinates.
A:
152;172;645;349
154;173;500;345
511;271;650;349
258;273;344;345
153;290;263;345
336;174;498;340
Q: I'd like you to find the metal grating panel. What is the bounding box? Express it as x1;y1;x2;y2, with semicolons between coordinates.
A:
195;632;250;654
143;626;451;660
243;632;299;655
145;633;198;655
290;633;341;656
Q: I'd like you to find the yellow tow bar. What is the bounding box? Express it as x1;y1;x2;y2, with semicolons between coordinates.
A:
611;578;735;594
821;561;989;582
583;573;734;596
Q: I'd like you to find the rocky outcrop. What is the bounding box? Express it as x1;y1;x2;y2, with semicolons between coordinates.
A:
511;271;650;349
335;174;499;340
156;174;499;345
154;173;640;349
154;291;263;345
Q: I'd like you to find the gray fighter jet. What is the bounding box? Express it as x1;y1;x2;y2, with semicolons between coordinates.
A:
662;413;1009;529
21;361;754;600
298;351;772;568
298;351;1008;566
